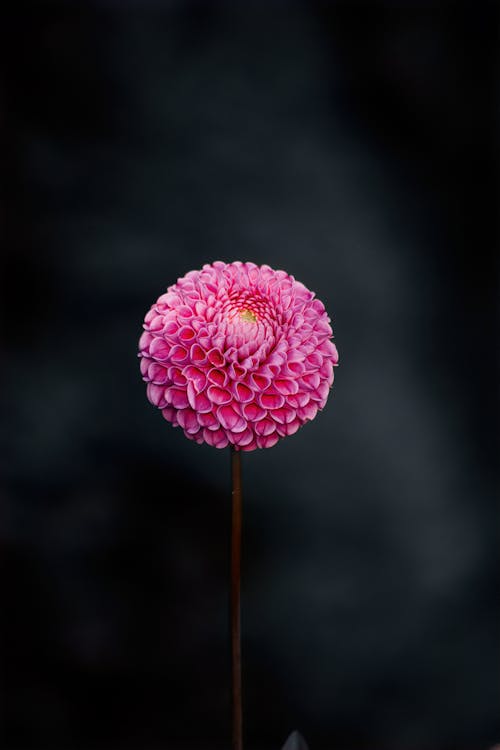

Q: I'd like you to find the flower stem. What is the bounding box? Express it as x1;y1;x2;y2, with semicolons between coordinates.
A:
230;446;243;750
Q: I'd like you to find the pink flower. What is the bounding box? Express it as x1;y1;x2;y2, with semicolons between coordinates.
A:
138;261;338;451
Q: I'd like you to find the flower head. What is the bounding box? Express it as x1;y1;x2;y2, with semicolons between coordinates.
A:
139;261;338;451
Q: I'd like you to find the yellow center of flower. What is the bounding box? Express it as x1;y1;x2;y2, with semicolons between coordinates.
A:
239;308;258;323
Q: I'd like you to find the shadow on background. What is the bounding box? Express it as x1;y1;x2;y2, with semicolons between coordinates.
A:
1;2;498;749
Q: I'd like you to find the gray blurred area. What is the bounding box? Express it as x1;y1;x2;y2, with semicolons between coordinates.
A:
1;2;498;749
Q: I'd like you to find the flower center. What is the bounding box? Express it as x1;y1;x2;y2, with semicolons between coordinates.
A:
238;308;257;323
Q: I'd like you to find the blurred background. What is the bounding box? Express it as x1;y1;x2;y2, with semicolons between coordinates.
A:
1;2;498;749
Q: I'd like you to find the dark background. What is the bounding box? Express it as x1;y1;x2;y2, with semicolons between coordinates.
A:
1;2;498;749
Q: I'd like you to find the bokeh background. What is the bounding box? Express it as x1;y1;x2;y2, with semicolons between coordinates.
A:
1;2;499;749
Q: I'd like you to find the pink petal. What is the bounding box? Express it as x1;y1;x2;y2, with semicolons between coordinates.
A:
184;413;201;434
291;313;305;329
140;357;150;378
157;292;179;306
274;378;298;396
250;373;271;391
242;403;266;422
286;349;305;363
217;405;247;433
247;265;260;283
169;344;188;364
284;418;301;436
263;362;281;377
229;363;247;380
190;343;207;364
314;318;332;335
203;428;229;449
310;382;330;402
312;298;325;315
269;407;296;425
212;333;225;351
258;392;285;410
187;382;196;410
149;337;171;361
287;392;310;409
297;402;319;422
177;408;200;434
202;280;218;294
147;362;169;385
198;411;219;429
207;348;225;367
305;352;323;368
235;383;253;403
163;321;179;337
318;339;339;363
138;331;153;352
144;308;157;325
207;386;232;405
178;325;196;343
284;360;305;376
168;366;187;386
231;428;254;447
207;368;228;387
193;390;212;413
255;418;276;437
161;406;176;424
177;305;193;319
198;334;212;350
257;433;280;449
267;351;286;368
147;383;167;408
166;387;189;409
239;440;258;452
183;365;207;393
320;361;335;386
146;314;165;332
301;372;320;390
300;338;318;356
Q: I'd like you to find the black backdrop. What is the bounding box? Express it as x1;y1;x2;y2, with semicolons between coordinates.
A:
1;2;499;749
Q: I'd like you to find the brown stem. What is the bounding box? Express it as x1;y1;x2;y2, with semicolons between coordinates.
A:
230;446;243;750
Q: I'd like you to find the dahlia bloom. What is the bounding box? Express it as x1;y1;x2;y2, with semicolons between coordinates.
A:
138;261;338;451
